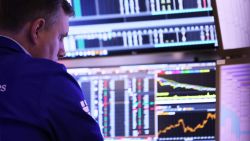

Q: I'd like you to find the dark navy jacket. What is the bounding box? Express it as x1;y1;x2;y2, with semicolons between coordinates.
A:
0;36;103;141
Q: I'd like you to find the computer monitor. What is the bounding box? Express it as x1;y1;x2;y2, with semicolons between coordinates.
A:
64;0;218;58
67;61;216;140
213;0;250;57
216;58;250;141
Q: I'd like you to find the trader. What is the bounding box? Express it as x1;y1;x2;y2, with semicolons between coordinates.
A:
0;0;103;140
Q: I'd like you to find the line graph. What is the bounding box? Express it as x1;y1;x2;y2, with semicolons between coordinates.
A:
157;77;216;92
158;113;216;136
157;111;215;138
156;69;216;101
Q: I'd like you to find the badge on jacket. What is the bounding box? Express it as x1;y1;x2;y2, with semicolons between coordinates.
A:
80;100;90;114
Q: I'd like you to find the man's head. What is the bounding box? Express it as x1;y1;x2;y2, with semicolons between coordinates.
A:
0;0;74;61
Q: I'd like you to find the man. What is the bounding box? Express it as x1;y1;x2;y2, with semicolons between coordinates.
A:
0;0;103;140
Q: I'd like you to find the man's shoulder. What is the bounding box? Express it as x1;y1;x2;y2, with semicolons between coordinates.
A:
27;57;66;73
25;58;82;99
16;57;77;87
1;53;67;80
29;58;78;85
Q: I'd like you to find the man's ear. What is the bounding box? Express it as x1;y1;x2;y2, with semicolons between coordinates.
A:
30;18;46;44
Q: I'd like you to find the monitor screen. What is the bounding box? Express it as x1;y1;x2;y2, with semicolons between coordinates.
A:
67;62;216;140
64;0;218;58
217;59;250;141
214;0;250;56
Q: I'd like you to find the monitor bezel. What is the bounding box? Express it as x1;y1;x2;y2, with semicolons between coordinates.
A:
60;49;219;69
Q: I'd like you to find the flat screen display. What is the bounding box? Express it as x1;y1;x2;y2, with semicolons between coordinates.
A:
217;59;250;141
214;0;250;56
67;62;216;140
64;0;218;58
